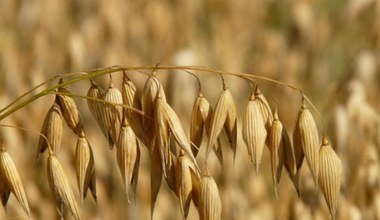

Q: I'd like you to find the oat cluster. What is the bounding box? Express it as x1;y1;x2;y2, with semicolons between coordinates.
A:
0;66;342;220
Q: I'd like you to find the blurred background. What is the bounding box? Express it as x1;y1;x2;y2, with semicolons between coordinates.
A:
1;0;380;219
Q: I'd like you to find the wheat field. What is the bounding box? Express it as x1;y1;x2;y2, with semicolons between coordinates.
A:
0;1;380;220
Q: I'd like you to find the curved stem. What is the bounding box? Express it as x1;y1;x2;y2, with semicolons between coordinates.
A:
181;70;202;94
219;73;226;90
0;64;311;123
0;66;125;121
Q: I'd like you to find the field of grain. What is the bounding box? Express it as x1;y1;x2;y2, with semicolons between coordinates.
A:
1;0;380;219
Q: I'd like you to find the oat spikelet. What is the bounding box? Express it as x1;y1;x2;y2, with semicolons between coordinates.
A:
176;151;193;219
268;110;284;198
57;79;83;135
242;91;267;174
37;102;63;158
255;86;273;132
191;94;223;164
207;87;237;162
155;96;170;174
87;80;108;140
319;137;342;220
190;93;211;156
122;73;144;142
117;118;139;203
47;152;80;220
142;76;166;148
297;102;320;188
75;131;97;204
157;97;199;170
199;174;222;220
103;78;123;148
0;147;30;216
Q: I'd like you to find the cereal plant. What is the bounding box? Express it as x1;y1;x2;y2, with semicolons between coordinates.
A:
0;65;342;220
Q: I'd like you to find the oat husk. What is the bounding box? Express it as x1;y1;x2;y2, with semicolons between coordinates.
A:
255;86;273;132
47;152;80;220
122;73;144;143
207;87;237;162
191;93;223;165
176;151;193;219
190;93;211;156
268;110;284;198
142;76;166;149
102;79;123;148
242;91;267;174
37;102;63;158
199;174;222;220
57;79;83;135
156;96;199;171
0;147;30;216
87;80;108;141
292;106;305;195
75;131;97;204
296;102;320;188
319;137;342;220
117;118;140;203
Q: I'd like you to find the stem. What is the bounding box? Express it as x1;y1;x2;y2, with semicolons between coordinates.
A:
181;70;202;93
219;73;226;90
0;65;310;122
0;66;125;121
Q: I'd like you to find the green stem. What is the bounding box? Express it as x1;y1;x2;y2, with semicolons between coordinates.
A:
0;65;311;122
